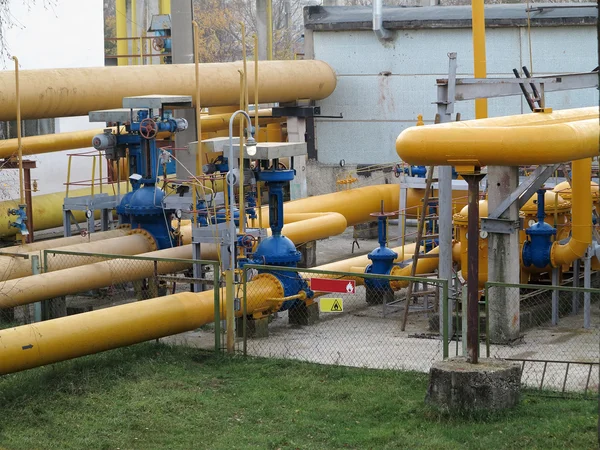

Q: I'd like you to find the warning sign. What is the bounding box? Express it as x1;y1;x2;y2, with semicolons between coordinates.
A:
320;298;344;313
311;278;356;294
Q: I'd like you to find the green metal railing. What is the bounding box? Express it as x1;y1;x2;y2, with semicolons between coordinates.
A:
241;264;451;359
40;249;222;351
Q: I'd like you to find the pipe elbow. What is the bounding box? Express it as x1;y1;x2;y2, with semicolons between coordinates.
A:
551;238;590;267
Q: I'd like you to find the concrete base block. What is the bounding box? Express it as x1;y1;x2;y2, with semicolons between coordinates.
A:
354;221;378;239
236;316;269;339
426;357;521;414
366;286;394;305
288;302;319;326
298;241;317;268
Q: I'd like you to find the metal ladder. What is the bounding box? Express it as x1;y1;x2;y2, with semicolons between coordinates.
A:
401;166;439;331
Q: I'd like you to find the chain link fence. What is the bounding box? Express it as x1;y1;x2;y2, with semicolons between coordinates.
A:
5;250;221;351
484;281;599;397
240;265;450;372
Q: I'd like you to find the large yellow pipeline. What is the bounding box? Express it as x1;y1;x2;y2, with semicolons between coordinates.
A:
397;115;599;167
0;110;279;159
0;228;128;254
0;232;155;281
396;108;600;166
0;215;347;309
0;61;336;121
0;182;129;238
551;158;592;267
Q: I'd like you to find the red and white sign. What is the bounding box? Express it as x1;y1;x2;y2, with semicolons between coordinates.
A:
311;278;356;294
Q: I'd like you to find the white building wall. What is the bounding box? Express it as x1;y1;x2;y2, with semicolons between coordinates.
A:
0;0;105;199
313;25;598;164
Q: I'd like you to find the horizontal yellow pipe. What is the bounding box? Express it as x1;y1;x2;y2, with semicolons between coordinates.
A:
396;108;599;167
0;61;336;121
0;215;348;308
551;158;592;267
0;181;129;238
0;232;155;282
0;111;279;160
277;213;347;244
390;246;440;289
0;275;284;375
0;228;128;254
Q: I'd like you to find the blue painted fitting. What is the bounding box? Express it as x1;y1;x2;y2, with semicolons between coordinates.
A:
125;185;174;249
116;190;134;224
364;214;398;291
253;235;301;266
522;189;556;268
246;192;257;220
196;199;209;227
8;205;28;236
211;207;239;226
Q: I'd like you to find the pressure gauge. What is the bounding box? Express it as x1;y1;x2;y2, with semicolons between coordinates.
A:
479;230;488;239
175;209;182;219
85;209;93;219
528;219;536;227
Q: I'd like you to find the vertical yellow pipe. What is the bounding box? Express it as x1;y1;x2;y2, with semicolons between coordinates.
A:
253;34;259;134
91;155;97;198
193;22;203;177
266;0;273;60
225;269;235;352
239;23;247;235
472;0;488;119
65;155;72;197
131;0;138;65
116;0;128;66
12;56;25;244
159;0;171;15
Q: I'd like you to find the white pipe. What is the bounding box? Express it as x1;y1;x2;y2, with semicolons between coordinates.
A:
373;0;392;41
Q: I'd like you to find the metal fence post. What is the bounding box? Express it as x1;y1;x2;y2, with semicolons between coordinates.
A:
442;280;449;359
213;263;221;353
242;267;248;356
551;268;559;325
31;254;41;322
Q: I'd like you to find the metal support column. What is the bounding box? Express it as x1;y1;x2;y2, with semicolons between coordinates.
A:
462;172;485;364
572;259;580;314
584;247;591;329
31;255;42;322
436;53;456;336
551;267;560;325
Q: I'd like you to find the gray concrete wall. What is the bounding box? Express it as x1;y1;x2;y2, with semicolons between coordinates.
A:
310;25;598;165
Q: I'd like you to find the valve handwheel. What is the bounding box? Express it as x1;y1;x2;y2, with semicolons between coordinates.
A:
241;234;257;249
139;118;157;139
153;37;165;52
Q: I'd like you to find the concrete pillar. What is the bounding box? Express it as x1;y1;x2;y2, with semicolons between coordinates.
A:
487;166;520;343
297;240;317;268
171;0;198;178
256;0;268;61
236;316;269;338
287;117;308;200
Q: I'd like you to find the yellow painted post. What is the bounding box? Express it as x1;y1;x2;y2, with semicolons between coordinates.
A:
12;56;25;244
266;0;273;60
131;0;138;65
91;155;97;198
471;0;488;119
239;24;248;235
193;22;203;177
159;0;171;15
65;155;72;198
116;0;128;66
225;269;235;353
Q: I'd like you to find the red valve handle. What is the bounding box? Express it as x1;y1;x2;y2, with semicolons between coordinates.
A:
139;118;157;139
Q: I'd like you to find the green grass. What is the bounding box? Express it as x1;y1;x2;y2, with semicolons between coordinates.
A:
0;343;596;450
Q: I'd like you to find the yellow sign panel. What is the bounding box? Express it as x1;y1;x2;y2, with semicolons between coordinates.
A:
319;298;343;313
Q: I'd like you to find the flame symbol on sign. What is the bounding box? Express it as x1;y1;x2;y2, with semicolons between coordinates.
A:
346;282;354;293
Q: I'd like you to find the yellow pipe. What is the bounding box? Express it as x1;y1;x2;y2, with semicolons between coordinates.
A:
131;0;138;66
116;0;128;67
0;61;336;121
193;22;203;176
551;158;592;267
0;272;285;375
471;0;488;119
266;0;273;60
397;110;599;167
390;246;440;290
0;232;155;282
0;216;347;309
0;110;280;159
254;34;259;135
0;182;129;238
159;0;171;15
0;228;129;254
